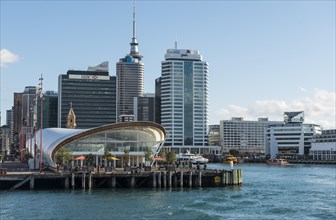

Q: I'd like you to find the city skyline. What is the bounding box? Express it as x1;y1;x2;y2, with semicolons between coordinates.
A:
1;1;335;129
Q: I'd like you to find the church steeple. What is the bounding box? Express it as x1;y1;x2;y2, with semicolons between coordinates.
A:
66;102;77;129
129;3;143;61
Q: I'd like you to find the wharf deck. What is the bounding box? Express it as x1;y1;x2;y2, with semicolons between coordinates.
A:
0;168;242;190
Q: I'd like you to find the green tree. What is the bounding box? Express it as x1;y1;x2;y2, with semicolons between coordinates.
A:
158;150;165;158
229;149;240;157
165;150;176;164
145;148;153;164
55;147;72;165
86;153;95;166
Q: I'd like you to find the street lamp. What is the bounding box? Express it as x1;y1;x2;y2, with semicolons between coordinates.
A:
39;74;44;173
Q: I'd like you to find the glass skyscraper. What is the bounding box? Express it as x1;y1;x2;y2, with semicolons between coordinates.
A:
161;48;209;153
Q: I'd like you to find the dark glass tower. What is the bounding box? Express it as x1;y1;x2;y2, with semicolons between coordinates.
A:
58;64;116;128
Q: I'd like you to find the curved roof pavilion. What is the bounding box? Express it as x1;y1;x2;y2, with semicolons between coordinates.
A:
36;122;166;168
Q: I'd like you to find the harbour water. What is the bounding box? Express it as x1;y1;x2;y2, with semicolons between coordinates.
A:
1;163;335;220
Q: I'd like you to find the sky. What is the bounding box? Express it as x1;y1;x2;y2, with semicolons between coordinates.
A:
0;0;335;129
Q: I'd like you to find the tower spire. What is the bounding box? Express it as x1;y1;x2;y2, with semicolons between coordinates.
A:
129;1;142;61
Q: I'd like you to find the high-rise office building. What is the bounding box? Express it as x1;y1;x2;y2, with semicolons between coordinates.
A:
116;6;144;122
22;86;36;128
58;62;117;128
160;47;209;154
13;92;22;152
133;93;155;122
37;90;58;129
155;78;161;124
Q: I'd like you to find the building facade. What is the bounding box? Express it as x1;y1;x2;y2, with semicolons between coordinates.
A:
116;7;144;122
220;117;283;154
160;47;209;154
32;121;166;170
154;78;161;125
266;112;322;158
310;129;336;161
58;63;117;129
37;90;58;129
208;125;220;146
133;93;155;122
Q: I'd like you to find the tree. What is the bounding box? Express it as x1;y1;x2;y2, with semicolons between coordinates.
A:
229;149;240;157
55;147;72;165
123;149;130;166
145;148;153;165
165;150;176;164
86;153;95;166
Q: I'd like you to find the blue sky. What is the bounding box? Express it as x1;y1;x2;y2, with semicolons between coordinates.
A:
1;0;335;128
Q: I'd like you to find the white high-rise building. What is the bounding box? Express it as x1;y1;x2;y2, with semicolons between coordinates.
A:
220;117;283;154
160;47;210;154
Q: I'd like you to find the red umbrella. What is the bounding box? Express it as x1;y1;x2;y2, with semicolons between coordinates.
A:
153;156;165;161
75;155;85;160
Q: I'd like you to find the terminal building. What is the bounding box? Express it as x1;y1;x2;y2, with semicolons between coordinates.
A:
32;122;166;170
266;112;322;158
310;129;336;161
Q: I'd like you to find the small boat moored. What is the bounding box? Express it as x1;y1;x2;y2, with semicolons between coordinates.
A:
224;154;239;164
266;158;288;165
176;151;209;164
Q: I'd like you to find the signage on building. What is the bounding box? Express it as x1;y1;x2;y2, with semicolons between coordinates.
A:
69;74;110;80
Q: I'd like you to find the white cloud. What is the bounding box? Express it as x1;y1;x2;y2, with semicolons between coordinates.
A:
0;49;19;67
213;89;336;129
299;87;307;92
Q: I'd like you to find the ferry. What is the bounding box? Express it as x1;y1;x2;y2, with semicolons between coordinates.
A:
266;158;288;165
176;151;209;164
224;154;239;164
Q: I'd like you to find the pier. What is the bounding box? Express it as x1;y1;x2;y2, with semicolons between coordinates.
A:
0;168;242;190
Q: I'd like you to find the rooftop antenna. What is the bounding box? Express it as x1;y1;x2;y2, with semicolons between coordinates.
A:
133;1;136;40
129;0;142;60
175;33;178;49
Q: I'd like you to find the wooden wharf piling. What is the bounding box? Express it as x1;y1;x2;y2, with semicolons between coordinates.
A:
0;168;242;190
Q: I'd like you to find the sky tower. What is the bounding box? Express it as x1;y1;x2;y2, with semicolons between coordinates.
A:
116;4;144;122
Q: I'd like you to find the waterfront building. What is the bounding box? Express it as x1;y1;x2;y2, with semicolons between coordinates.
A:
160;46;211;154
116;6;144;122
220;117;283;154
266;111;322;158
310;129;336;161
208;125;220;146
58;62;117;129
32;121;165;169
133;93;155;122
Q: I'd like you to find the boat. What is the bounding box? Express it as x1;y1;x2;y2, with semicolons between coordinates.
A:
176;151;209;164
266;158;288;165
224;154;239;164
